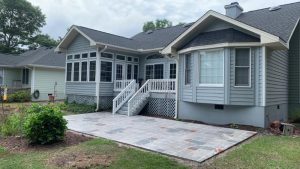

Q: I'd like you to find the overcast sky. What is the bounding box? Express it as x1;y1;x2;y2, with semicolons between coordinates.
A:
28;0;299;39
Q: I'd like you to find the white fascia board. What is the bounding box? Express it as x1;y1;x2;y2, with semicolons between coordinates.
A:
287;18;300;48
27;64;65;70
161;10;286;54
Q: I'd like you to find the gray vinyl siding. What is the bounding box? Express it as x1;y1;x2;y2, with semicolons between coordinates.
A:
67;34;96;54
229;47;257;105
99;82;114;96
266;50;288;106
66;82;96;96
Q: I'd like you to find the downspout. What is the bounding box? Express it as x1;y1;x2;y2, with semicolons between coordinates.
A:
96;46;108;111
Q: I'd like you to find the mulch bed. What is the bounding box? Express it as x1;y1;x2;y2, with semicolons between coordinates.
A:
0;131;92;153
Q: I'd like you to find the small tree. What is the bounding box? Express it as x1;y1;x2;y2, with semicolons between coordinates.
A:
29;34;59;49
143;19;173;32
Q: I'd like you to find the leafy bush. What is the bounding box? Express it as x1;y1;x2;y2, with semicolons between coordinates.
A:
8;90;31;102
59;102;96;114
1;112;26;136
24;104;67;144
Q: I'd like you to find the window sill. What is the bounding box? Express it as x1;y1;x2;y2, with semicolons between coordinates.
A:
198;84;224;88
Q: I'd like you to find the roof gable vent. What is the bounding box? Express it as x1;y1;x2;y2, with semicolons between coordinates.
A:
146;30;153;34
269;6;281;11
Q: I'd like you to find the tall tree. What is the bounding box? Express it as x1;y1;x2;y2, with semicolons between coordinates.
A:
143;19;173;32
28;34;59;50
0;0;46;53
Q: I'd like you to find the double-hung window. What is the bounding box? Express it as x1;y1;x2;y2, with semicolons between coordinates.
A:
73;62;80;81
101;61;112;82
81;62;88;81
184;54;192;85
66;63;72;81
235;48;251;87
199;49;224;86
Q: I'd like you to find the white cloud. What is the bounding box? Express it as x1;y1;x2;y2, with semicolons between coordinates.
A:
27;0;299;39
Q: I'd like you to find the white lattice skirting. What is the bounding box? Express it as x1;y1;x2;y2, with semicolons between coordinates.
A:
99;96;113;110
142;98;176;118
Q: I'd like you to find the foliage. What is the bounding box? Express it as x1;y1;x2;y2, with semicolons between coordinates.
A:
28;34;59;49
8;90;31;102
176;22;186;26
58;102;96;114
24;104;67;144
143;19;173;32
0;110;27;136
0;0;46;53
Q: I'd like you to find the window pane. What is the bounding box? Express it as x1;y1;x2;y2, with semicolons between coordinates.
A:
116;55;126;60
199;50;224;84
82;53;88;58
73;62;80;81
66;63;72;81
235;68;250;86
185;54;192;85
90;52;96;58
81;62;87;81
101;61;112;82
89;61;96;81
127;56;132;62
145;65;154;80
134;65;138;80
74;54;80;59
170;63;176;79
101;52;113;59
134;58;139;63
154;64;164;79
127;64;132;79
235;48;250;66
116;64;123;80
67;55;73;60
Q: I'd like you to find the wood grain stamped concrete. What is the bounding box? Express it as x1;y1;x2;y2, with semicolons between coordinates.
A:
65;112;256;162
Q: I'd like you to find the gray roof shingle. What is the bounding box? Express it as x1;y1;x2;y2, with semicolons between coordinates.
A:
0;47;65;68
75;2;300;50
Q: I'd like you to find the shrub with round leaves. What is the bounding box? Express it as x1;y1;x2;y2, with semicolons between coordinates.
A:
24;105;67;145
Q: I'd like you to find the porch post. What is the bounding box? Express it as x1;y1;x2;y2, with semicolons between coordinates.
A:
174;54;179;119
261;46;266;107
95;47;101;111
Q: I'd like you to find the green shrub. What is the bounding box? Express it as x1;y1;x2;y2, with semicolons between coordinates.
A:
8;90;31;102
1;113;26;136
24;105;67;144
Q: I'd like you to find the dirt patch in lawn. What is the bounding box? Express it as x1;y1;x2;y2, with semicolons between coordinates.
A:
0;131;92;153
49;152;113;169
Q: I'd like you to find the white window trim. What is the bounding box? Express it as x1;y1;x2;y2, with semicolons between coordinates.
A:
65;62;73;82
169;63;177;79
144;63;164;80
234;48;252;88
80;61;88;82
198;48;225;87
73;62;80;82
89;60;97;82
184;53;192;86
100;60;113;83
115;63;125;80
116;54;126;61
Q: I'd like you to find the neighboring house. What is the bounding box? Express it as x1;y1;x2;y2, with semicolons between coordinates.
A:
56;2;300;128
0;47;66;101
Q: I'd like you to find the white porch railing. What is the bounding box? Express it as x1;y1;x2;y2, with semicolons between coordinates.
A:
114;80;132;91
112;80;137;114
128;79;176;116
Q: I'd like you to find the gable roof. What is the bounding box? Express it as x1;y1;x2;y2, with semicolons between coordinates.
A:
57;2;300;53
0;47;65;69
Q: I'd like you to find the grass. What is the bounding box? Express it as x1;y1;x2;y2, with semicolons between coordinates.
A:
203;136;300;169
0;138;188;169
57;102;96;115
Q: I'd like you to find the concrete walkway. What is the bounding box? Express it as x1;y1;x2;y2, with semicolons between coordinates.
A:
65;112;256;162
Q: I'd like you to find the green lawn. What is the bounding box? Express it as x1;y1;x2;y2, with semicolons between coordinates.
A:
0;139;187;169
203;136;300;169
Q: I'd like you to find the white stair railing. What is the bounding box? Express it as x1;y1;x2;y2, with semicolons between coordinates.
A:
114;80;132;91
128;80;151;116
127;79;176;116
112;80;137;114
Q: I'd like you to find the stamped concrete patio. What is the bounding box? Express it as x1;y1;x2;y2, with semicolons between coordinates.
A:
65;112;256;162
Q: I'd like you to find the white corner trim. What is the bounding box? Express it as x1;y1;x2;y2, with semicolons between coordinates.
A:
161;10;286;54
261;46;266;106
31;67;36;94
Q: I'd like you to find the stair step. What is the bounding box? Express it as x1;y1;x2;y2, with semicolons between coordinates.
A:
117;110;128;115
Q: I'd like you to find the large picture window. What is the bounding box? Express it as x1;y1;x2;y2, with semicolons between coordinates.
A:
184;54;192;85
235;48;251;87
101;61;112;82
89;61;96;81
66;63;72;81
145;64;164;80
73;62;80;81
199;49;224;86
81;62;87;81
